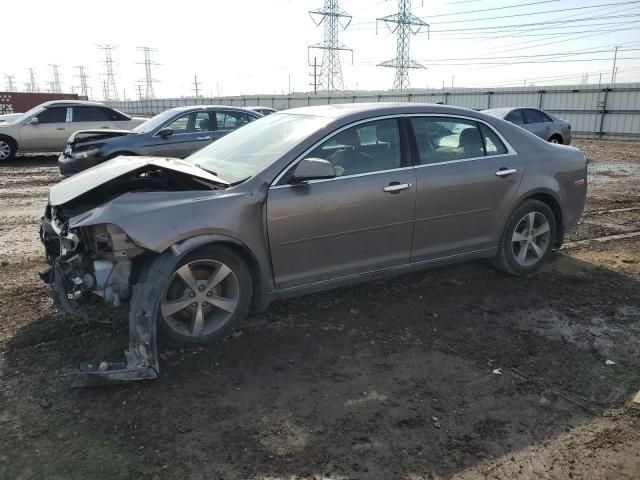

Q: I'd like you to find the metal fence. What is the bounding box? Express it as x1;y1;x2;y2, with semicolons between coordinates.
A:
107;83;640;140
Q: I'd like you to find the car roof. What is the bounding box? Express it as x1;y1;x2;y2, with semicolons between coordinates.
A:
279;102;494;120
40;100;109;108
168;105;259;112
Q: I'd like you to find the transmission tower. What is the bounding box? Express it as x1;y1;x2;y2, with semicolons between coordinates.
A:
377;0;429;91
75;66;90;98
4;75;16;92
25;68;40;92
97;44;119;101
192;74;202;97
49;64;63;93
309;0;353;92
137;47;158;99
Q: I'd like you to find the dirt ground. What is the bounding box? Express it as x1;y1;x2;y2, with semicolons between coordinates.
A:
0;139;639;480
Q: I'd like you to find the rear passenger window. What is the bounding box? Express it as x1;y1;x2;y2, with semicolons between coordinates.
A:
480;123;508;156
73;107;111;122
524;109;544;124
410;117;484;164
505;109;524;125
308;119;401;177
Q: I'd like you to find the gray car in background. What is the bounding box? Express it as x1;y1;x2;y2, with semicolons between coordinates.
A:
483;107;572;145
58;105;262;176
39;103;587;383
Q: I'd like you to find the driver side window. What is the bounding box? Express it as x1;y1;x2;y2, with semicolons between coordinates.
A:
307;119;401;177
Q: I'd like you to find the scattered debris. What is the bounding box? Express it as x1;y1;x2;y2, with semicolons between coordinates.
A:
492;368;503;375
605;359;616;366
431;416;441;429
633;391;640;405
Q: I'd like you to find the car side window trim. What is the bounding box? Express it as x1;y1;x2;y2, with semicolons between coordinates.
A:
271;113;517;188
66;107;72;123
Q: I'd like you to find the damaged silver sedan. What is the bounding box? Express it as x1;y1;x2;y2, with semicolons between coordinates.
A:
39;103;587;385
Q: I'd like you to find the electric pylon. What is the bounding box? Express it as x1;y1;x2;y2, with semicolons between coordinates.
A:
377;0;429;91
97;44;119;101
4;75;16;92
25;68;39;92
49;64;63;93
75;66;90;98
137;47;158;99
309;0;353;92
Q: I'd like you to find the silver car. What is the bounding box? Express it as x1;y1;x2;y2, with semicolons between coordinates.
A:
482;107;572;145
39;103;587;384
0;100;146;161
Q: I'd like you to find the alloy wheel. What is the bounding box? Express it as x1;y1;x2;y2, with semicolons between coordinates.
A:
510;212;551;267
550;137;560;144
160;260;240;338
0;140;11;160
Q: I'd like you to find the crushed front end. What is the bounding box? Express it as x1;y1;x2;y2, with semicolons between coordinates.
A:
40;203;159;386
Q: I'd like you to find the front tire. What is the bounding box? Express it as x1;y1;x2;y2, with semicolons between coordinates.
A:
0;137;16;161
157;245;252;348
494;200;556;276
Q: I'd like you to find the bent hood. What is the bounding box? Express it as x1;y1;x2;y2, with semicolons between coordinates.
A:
67;129;136;145
49;156;229;206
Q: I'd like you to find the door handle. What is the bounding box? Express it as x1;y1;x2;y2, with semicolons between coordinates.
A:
56;127;66;131
197;136;213;140
383;182;412;193
495;168;517;177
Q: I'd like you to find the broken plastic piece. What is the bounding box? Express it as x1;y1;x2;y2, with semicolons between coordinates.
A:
605;359;616;365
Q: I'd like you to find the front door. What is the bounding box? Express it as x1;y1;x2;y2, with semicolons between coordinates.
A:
144;111;214;158
408;116;524;262
267;118;416;290
18;106;70;151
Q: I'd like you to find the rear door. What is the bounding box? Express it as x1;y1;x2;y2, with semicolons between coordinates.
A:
144;111;214;158
523;108;550;140
267;117;417;290
408;115;524;262
18;106;70;151
213;111;256;141
70;106;119;134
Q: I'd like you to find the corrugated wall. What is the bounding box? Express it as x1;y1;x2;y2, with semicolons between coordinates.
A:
107;83;640;140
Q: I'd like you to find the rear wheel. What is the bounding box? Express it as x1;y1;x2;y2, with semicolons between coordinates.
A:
549;135;563;144
0;137;16;161
157;246;252;348
494;200;556;276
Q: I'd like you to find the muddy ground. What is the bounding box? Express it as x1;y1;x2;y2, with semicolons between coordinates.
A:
0;139;639;480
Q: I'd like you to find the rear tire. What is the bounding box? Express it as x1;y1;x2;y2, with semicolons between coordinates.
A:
494;199;556;276
549;135;563;144
156;245;252;348
0;137;16;161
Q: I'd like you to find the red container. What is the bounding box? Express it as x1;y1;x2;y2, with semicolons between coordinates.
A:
0;92;80;115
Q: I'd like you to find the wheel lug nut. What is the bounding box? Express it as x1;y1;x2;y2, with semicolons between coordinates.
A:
189;291;195;298
202;301;208;306
206;291;212;297
191;302;197;308
198;285;205;291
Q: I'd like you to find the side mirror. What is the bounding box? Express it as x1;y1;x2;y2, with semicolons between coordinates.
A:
28;117;38;125
158;127;173;138
291;157;336;182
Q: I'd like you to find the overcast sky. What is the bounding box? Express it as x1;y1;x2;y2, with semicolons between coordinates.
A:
3;0;640;99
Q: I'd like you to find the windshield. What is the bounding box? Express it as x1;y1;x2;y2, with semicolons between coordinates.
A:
132;109;182;134
187;113;329;184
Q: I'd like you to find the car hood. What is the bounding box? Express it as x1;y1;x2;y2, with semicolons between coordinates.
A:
67;129;136;145
49;156;229;206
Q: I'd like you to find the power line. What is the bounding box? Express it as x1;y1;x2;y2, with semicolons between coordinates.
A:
309;0;353;92
377;0;429;91
425;0;561;18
